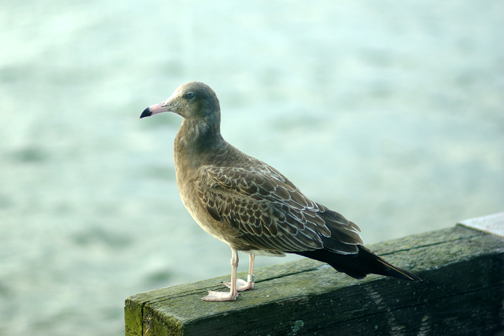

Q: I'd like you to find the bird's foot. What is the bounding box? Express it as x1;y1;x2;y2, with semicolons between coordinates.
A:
222;278;254;292
201;290;238;302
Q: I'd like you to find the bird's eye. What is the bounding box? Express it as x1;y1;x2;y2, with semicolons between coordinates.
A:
184;92;195;100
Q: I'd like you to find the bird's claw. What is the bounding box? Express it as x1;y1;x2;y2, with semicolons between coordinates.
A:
222;278;254;291
201;290;238;302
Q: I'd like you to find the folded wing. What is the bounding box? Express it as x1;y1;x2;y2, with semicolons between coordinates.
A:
197;164;363;255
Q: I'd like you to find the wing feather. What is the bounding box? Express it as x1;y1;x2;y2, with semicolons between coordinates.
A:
198;165;363;254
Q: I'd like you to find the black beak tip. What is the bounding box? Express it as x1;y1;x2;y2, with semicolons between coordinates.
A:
140;107;152;119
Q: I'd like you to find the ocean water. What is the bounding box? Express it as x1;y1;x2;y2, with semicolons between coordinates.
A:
1;1;503;335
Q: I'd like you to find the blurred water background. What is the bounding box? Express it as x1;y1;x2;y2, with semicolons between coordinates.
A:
1;1;503;335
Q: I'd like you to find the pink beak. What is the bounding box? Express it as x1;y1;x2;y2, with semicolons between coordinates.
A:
140;100;175;118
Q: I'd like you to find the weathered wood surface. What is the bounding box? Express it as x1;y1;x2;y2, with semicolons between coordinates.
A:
458;212;504;238
125;216;504;336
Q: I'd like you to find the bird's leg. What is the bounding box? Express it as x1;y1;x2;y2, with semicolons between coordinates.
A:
223;253;255;291
243;253;256;290
202;248;239;302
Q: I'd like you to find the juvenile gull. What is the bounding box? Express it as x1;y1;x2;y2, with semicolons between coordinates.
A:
140;81;422;302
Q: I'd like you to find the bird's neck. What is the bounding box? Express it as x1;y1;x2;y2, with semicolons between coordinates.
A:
174;119;226;171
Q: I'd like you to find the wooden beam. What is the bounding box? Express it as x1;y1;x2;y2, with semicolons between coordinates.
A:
125;214;504;336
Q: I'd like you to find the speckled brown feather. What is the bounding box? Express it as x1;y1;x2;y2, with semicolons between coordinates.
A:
197;164;363;255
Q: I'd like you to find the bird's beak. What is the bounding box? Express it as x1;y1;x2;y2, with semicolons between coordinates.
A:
140;99;177;119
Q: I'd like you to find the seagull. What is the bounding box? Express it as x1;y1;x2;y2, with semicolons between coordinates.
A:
140;81;422;302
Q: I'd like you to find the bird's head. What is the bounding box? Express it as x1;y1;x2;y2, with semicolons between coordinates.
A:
140;81;220;124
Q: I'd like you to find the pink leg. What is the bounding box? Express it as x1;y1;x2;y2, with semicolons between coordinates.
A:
223;253;255;292
202;248;239;302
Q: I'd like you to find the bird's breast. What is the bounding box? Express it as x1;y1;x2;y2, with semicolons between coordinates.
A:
173;139;242;245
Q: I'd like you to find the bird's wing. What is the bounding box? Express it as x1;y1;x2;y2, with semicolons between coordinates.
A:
197;165;363;254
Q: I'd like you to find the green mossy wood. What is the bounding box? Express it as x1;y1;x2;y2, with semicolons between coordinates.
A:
125;217;504;336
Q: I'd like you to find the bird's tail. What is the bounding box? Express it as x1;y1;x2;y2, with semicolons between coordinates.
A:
296;246;422;282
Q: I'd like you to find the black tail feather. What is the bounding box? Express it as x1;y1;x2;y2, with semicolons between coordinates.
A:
295;246;422;282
